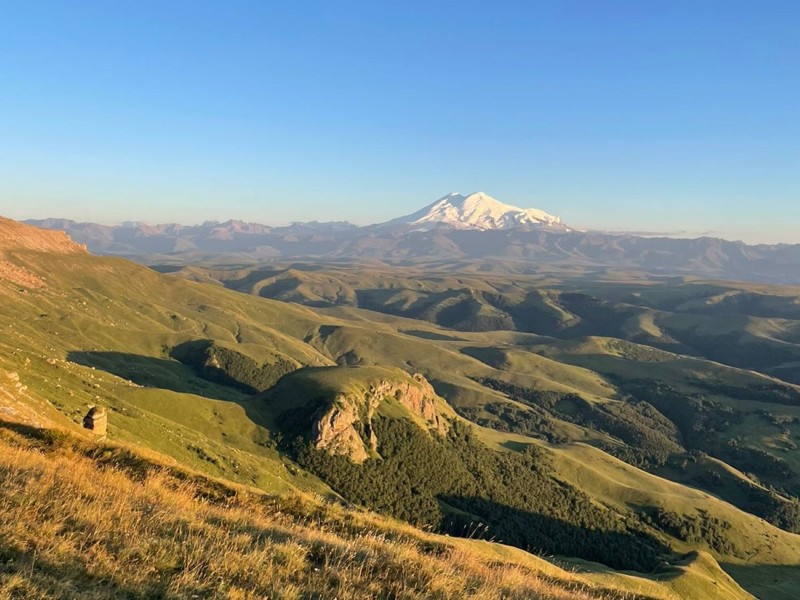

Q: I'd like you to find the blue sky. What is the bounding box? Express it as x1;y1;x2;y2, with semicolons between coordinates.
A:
0;1;798;242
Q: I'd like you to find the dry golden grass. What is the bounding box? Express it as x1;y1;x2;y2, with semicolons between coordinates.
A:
0;423;651;600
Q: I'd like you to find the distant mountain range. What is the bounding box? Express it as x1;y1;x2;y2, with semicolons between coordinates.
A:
26;192;800;283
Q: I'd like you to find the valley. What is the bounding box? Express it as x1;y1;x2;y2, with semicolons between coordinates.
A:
6;0;797;595
2;216;800;599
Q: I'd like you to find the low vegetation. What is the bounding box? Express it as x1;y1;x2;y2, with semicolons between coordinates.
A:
172;339;301;393
293;418;670;572
0;422;655;600
0;219;795;598
473;378;683;467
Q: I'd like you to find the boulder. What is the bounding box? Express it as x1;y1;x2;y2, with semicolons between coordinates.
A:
83;406;107;438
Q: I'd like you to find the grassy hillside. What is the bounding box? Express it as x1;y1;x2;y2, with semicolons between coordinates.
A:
190;262;800;382
2;219;800;598
0;246;337;495
182;264;800;517
0;417;755;600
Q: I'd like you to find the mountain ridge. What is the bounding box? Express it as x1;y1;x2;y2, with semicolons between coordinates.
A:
22;192;800;284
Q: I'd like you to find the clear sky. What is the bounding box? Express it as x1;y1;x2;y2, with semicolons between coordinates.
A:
0;1;798;242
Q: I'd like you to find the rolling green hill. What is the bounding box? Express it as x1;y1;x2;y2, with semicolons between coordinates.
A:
188;262;800;381
2;217;800;599
0;407;753;600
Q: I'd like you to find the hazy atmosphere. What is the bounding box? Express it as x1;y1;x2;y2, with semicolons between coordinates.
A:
1;1;798;242
5;4;800;600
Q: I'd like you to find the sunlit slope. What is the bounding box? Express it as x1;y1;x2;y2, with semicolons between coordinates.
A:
13;243;797;527
187;263;800;382
0;416;755;600
246;306;800;578
0;246;336;493
528;336;800;491
1;219;799;598
547;442;800;564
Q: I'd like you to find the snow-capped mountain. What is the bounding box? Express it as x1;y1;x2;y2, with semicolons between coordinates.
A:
26;192;800;283
384;192;568;231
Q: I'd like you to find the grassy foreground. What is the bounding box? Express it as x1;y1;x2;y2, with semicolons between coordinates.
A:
0;422;667;600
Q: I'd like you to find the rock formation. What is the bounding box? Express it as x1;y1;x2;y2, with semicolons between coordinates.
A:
310;372;446;463
0;217;86;255
0;217;87;292
83;406;107;438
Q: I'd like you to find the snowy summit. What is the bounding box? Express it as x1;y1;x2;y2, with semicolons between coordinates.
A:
386;192;568;231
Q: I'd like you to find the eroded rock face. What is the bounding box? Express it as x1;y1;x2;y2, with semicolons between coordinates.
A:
311;399;374;463
0;218;88;292
311;373;446;463
400;374;445;430
0;217;87;256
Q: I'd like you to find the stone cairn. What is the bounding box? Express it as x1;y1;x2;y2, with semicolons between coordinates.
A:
82;406;107;439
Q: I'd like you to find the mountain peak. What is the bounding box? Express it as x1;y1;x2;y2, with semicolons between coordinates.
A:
388;192;568;231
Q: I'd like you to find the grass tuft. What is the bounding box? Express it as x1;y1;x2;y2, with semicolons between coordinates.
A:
0;424;649;599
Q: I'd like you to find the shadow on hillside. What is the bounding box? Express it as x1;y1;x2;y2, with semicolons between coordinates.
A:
66;350;283;442
721;562;800;600
67;350;248;403
399;329;466;342
0;419;69;445
439;495;671;573
148;264;184;273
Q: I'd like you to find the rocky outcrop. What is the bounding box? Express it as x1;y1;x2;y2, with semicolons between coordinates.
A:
312;400;375;463
0;259;46;290
310;373;446;463
397;373;444;427
0;217;87;255
0;217;87;292
83;406;107;438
